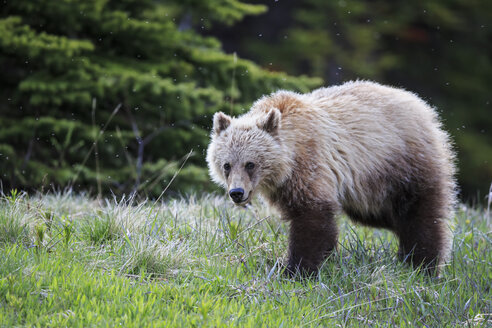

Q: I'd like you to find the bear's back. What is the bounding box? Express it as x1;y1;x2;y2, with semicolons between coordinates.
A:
253;81;455;215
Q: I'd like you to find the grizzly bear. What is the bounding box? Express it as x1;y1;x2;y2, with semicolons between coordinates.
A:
206;81;456;276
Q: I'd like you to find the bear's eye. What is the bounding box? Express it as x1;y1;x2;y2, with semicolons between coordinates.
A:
245;162;255;170
223;163;231;172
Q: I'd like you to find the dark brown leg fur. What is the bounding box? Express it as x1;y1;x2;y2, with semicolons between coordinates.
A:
285;203;338;276
344;178;450;275
396;187;449;275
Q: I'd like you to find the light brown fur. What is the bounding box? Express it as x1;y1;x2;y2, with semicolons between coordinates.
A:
207;81;457;275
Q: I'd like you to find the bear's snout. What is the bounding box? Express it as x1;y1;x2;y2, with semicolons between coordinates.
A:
229;188;245;203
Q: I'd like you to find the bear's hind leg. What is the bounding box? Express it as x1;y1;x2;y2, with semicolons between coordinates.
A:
396;190;451;275
286;203;338;276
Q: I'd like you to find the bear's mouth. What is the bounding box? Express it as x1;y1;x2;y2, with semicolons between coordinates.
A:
232;192;251;207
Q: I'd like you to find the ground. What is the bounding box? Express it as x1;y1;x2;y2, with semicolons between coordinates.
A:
0;191;490;327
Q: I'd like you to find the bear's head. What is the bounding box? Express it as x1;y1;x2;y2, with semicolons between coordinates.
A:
206;108;290;206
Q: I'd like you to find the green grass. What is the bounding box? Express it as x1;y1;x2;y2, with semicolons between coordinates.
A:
0;191;490;327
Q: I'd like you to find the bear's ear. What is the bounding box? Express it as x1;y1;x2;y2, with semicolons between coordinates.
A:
258;108;281;136
213;112;231;135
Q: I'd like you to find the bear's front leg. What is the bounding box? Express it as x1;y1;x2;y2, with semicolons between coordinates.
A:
285;204;338;276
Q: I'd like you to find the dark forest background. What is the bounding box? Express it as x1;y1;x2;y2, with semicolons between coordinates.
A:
0;0;490;202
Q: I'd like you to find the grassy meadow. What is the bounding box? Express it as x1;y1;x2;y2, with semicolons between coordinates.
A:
0;190;490;327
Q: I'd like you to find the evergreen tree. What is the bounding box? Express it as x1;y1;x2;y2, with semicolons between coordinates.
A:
0;0;321;196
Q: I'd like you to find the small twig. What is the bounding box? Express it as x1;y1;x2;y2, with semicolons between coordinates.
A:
124;106;144;194
139;152;192;194
69;103;121;187
155;149;193;204
92;98;102;198
143;126;168;146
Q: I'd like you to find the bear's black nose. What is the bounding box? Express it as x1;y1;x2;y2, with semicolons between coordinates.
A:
229;188;245;203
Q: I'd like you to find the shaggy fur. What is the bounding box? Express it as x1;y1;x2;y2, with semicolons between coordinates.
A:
206;81;457;276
